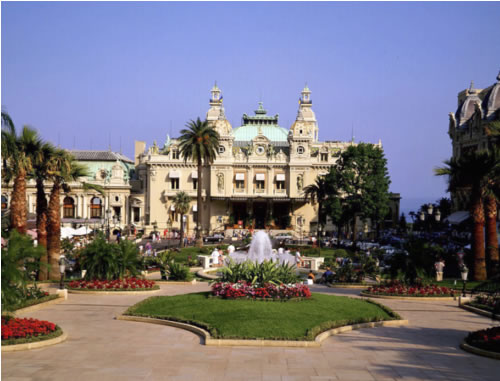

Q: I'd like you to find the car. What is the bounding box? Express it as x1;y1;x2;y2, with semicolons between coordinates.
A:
274;234;293;240
203;233;225;243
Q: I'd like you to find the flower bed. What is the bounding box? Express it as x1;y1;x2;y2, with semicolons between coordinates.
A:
365;282;455;297
211;281;311;300
469;295;499;313
68;277;158;291
465;326;500;353
1;317;62;346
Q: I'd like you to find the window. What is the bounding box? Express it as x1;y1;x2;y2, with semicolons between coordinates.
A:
236;179;245;189
297;146;305;154
171;178;179;190
193;179;198;190
218;145;225;154
299;129;303;135
1;195;7;211
256;174;265;190
276;181;285;190
256;180;265;190
90;197;102;218
172;150;179;160
63;197;75;218
320;153;328;162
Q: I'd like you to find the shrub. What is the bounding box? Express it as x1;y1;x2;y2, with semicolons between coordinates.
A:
79;233;142;280
2;316;58;343
220;260;300;286
68;278;157;290
168;262;193;281
366;281;455;297
465;326;500;353
1;231;46;312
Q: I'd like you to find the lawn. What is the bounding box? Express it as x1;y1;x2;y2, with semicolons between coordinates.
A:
125;292;396;340
435;279;482;290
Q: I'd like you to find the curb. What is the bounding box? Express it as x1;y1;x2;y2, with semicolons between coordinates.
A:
2;331;68;352
150;280;197;285
196;269;219;280
460;304;500;321
68;289;161;295
360;292;456;301
14;296;65;316
116;315;408;348
460;340;500;360
327;284;372;289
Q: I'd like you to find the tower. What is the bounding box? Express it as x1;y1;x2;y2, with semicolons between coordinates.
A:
205;83;233;158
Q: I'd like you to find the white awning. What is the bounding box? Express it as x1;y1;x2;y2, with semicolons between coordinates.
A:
193;205;198;212
169;171;180;178
276;174;286;181
445;211;470;225
191;171;198;179
170;205;175;211
256;173;265;181
235;173;245;180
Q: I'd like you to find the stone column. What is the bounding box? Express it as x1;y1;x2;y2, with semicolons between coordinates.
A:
28;194;33;213
82;196;87;218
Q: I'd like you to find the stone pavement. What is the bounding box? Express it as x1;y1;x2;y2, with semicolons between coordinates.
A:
2;283;499;381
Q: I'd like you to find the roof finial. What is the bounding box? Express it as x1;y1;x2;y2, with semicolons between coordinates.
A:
468;80;477;94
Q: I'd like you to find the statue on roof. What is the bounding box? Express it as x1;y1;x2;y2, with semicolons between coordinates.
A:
161;134;172;154
267;144;275;157
149;140;159;155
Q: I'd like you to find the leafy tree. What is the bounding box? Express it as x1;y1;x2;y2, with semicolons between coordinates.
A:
399;213;408;233
435;149;500;280
304;175;332;242
172;191;191;248
178;118;220;247
1;231;45;312
335;143;391;243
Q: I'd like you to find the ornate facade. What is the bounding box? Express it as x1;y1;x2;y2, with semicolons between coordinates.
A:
134;85;388;236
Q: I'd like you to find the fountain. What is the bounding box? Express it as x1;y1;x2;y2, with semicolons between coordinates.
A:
228;231;296;265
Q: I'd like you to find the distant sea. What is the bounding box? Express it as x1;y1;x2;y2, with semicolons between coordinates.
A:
399;196;448;218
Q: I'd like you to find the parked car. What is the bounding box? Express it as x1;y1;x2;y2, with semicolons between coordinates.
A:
203;233;225;243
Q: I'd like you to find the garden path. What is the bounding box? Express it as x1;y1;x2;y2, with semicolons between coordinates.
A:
2;283;499;381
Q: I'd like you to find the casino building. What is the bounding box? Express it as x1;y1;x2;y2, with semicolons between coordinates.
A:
133;85;398;236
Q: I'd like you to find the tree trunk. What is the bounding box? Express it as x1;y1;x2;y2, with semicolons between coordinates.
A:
179;213;185;248
10;169;27;234
36;178;49;280
195;158;203;248
471;195;487;281
485;195;499;276
317;202;322;244
47;181;62;280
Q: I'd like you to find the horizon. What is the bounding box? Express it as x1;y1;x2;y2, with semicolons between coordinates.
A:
2;2;500;214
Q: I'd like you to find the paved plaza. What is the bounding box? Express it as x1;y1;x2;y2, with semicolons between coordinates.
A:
2;283;499;381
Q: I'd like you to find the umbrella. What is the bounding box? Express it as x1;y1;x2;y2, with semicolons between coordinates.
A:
73;226;93;236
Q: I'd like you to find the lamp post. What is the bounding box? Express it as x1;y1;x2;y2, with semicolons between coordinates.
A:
419;204;441;232
297;216;304;245
105;208;112;241
461;267;468;297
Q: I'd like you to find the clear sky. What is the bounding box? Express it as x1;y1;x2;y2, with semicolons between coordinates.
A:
2;2;500;215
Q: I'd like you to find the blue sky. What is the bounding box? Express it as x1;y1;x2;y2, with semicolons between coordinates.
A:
2;2;500;215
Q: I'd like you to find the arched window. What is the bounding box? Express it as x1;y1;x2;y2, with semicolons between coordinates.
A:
63;197;75;218
1;195;7;211
90;197;102;218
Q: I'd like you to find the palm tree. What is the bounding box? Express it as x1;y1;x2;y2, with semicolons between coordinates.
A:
303;175;330;243
31;142;56;280
1;112;41;234
178;118;219;247
435;150;500;280
46;150;90;279
172;191;191;248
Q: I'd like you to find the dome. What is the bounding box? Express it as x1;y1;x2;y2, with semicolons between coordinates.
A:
456;82;482;126
233;125;289;142
485;71;500;118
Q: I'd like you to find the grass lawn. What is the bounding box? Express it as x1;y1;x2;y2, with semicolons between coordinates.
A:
125;292;397;341
435;279;482;290
14;295;59;310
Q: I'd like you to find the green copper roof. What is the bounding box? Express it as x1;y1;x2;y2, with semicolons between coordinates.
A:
233;125;289;142
233;102;289;142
